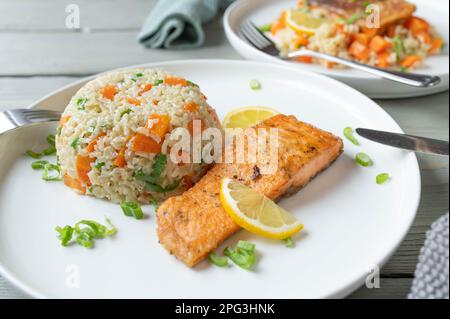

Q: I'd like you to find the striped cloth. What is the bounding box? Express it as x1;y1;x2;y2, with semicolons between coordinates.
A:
409;213;449;299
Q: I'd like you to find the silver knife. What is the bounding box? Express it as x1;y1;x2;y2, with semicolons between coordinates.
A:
356;128;449;156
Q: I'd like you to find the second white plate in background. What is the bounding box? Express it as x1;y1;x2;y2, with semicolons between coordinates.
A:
224;0;449;98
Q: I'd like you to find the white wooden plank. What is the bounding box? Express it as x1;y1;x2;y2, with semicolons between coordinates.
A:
0;0;153;31
0;28;240;76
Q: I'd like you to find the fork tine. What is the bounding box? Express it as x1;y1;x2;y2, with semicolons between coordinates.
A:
241;23;269;49
243;21;271;47
240;24;262;49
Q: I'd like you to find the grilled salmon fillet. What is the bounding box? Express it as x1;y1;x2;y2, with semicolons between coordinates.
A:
307;0;416;28
156;114;343;267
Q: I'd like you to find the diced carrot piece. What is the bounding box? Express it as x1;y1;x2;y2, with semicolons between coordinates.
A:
127;97;141;106
138;83;153;96
184;102;199;112
64;174;86;194
164;77;188;87
405;16;429;35
76;155;94;186
295;56;313;64
369;35;391;53
271;11;287;35
59;115;71;126
348;41;370;62
294;35;309;48
113;147;127;168
401;55;422;68
335;23;346;34
102;85;118;100
188;119;206;136
429;38;443;55
415;31;432;45
376;51;391;68
146;114;171;139
361;27;378;40
352;33;370;46
131;133;162;153
86;132;106;153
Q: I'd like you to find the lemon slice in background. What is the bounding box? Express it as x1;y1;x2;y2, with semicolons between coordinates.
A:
286;9;326;35
220;178;304;240
222;106;279;129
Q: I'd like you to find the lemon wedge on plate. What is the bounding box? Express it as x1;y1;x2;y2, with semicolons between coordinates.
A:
220;178;304;240
286;9;326;35
222;106;279;129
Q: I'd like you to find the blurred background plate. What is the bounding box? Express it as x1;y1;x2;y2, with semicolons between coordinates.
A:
224;0;449;98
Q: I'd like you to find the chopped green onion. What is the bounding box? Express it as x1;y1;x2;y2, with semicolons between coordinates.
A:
46;134;56;146
26;150;42;159
55;225;74;247
31;160;49;170
76;229;95;248
120;109;132;118
249;79;261;90
208;253;229;267
237;240;256;253
343;127;360;146
57;218;116;249
392;36;404;62
187;80;200;88
94;161;105;170
355;152;373;167
376;173;390;185
120;202;144;220
399;66;409;73
104;217;117;236
76;97;88;110
224;247;256;270
42;163;61;181
57;126;62;136
131;73;144;82
43;146;56;156
345;12;363;24
258;24;272;32
71;137;80;150
154;79;164;86
283;237;295;248
75;220;107;238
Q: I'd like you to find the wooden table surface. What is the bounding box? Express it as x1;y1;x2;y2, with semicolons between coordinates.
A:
0;0;448;299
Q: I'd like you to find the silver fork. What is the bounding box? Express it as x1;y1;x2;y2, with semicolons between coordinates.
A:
0;109;61;135
240;21;441;88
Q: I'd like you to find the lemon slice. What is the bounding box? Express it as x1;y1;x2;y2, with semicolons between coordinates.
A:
220;178;304;240
286;9;326;35
222;106;279;129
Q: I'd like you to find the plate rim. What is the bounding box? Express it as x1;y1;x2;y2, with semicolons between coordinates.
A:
0;59;421;299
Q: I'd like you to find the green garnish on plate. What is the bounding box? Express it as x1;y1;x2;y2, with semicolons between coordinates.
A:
355;152;373;167
343;127;359;146
120;202;144;220
376;173;390;184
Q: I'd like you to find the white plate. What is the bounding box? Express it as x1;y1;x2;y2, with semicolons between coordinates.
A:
224;0;449;98
0;60;420;298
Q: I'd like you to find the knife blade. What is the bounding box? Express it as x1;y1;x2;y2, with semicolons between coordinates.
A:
356;128;449;156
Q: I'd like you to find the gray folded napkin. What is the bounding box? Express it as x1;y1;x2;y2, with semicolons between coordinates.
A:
138;0;234;49
409;213;449;299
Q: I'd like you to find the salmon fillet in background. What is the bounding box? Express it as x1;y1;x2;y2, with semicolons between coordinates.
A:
306;0;416;29
156;114;344;267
